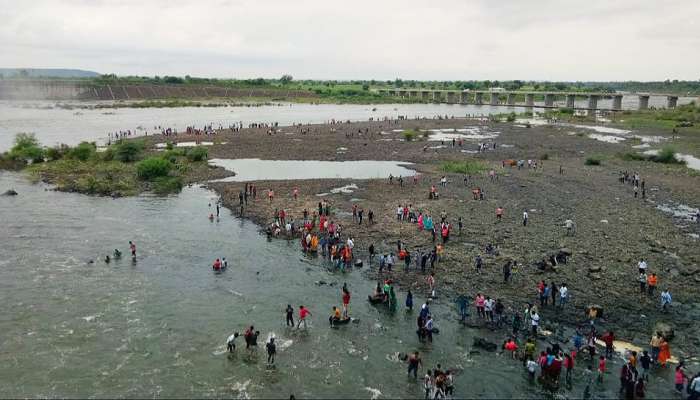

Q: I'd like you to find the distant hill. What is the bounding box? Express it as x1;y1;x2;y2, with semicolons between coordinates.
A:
0;68;100;78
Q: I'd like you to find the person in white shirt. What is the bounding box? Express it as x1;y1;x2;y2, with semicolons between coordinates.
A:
346;237;354;250
227;332;239;353
526;359;538;382
523;210;529;226
638;259;648;273
688;374;700;399
559;283;569;308
530;311;540;336
397;205;403;221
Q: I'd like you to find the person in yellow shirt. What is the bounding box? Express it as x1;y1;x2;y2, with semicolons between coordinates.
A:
329;306;341;326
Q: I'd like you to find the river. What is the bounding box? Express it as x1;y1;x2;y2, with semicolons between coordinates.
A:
0;172;678;398
2;96;693;151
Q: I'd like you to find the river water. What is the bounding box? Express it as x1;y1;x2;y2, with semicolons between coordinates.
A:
0;172;678;398
0;102;511;151
2;97;693;151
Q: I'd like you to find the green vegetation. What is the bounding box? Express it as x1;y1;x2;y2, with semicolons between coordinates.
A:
617;103;699;130
617;152;647;162
136;157;171;180
441;160;488;175
186;146;208;162
649;146;685;164
403;130;419;142
584;156;603;166
2;134;213;196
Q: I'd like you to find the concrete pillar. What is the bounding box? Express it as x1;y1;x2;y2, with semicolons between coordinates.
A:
587;95;599;110
475;92;483;105
612;95;623;110
506;93;516;106
525;93;534;107
388;90;396;97
638;95;649;110
667;96;678;108
544;93;555;107
460;91;469;104
566;95;576;109
490;92;499;105
400;90;408;98
446;92;455;103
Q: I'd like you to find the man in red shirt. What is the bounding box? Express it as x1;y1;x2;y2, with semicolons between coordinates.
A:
297;305;312;329
601;331;615;359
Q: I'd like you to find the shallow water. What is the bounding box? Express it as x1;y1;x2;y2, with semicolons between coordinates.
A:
0;172;680;398
0;102;522;151
209;159;416;182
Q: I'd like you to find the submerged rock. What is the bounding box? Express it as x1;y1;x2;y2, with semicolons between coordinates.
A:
1;189;18;196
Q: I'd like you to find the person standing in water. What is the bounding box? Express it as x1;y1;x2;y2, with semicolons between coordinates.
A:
285;305;295;327
342;285;351;318
266;337;276;365
227;332;239;353
297;305;312;329
129;241;136;257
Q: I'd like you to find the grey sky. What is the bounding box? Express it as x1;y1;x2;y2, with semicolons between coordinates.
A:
1;0;698;80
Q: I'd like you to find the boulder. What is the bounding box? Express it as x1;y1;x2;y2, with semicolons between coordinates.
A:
589;266;602;273
558;248;572;256
653;322;674;341
473;337;498;352
1;189;18;196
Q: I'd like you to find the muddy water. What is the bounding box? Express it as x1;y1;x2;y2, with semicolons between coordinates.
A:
0;172;679;398
209;159;416;182
0;102;514;151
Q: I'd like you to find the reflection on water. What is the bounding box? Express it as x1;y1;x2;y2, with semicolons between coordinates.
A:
209;159;416;182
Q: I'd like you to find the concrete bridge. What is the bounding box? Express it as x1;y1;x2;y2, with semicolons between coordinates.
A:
375;89;681;111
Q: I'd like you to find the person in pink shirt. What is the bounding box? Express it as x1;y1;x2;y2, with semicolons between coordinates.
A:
475;293;486;318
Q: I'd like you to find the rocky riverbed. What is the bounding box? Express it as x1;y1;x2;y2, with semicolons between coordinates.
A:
159;117;700;359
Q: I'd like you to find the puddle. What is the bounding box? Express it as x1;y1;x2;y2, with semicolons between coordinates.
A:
426;127;499;141
632;143;651;149
330;184;358;194
643;150;700;171
588;134;626;143
155;141;214;148
570;124;631;135
500;144;515;148
656;203;699;221
209;159;415;182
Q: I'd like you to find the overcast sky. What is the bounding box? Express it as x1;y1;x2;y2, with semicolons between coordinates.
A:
1;0;698;81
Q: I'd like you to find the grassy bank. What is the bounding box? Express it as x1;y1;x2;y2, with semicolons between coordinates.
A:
614;102;699;131
1;134;217;196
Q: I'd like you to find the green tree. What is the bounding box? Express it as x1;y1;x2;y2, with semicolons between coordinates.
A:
280;74;293;84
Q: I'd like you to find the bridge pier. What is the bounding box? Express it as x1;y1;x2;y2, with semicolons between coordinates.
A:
667;96;678;108
525;93;534;107
421;91;431;101
506;93;516;106
446;92;456;103
475;92;483;105
566;95;576;109
544;93;555;107
587;95;599;110
409;90;418;99
612;95;623;110
434;91;444;102
490;93;499;106
638;95;649;110
460;91;469;104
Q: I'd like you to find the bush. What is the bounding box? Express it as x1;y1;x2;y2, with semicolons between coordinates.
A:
649;145;684;164
403;130;417;141
558;107;575;115
9;133;44;161
186;146;208;162
441;160;487;174
584;156;602;166
540;153;549;160
67;142;96;161
153;176;183;194
113;140;144;162
46;144;70;161
617;152;647;161
136;157;171;180
506;113;516;122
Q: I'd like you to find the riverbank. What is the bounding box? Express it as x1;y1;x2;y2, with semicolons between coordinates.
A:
181;117;700;360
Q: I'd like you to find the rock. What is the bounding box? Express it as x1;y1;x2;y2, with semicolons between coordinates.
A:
653;322;674;341
1;189;18;196
590;273;602;280
559;248;572;256
589;266;602;273
473;337;498;352
678;264;699;276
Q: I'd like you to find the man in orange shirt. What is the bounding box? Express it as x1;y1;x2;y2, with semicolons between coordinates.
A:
647;273;658;297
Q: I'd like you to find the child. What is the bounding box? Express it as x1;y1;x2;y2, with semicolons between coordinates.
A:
597;355;606;382
227;332;239;353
